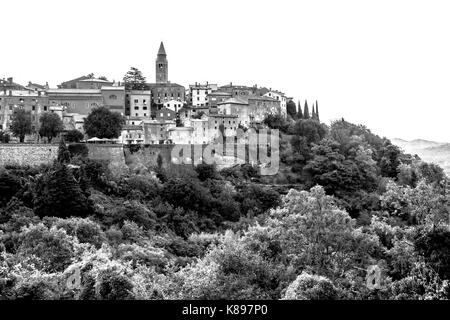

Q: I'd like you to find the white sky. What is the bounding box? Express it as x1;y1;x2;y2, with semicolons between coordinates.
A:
1;0;449;142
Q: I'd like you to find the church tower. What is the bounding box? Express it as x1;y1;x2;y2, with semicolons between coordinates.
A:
155;42;168;83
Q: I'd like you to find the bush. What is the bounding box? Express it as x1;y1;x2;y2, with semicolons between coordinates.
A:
16;223;77;272
283;272;340;300
96;267;134;300
65;129;84;143
68;143;89;158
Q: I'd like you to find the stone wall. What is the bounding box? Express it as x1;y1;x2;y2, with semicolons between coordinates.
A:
0;144;58;166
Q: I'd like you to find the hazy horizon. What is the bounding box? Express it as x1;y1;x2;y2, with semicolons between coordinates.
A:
1;0;449;143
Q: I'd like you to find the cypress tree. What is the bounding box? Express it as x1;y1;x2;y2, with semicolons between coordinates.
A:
297;100;303;119
315;100;320;121
57;137;71;164
311;103;316;119
303;100;310;119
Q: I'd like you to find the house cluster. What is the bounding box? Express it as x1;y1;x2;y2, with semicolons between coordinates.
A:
0;42;291;144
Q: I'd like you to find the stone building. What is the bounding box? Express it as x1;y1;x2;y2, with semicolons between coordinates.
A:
208;114;238;139
127;90;152;118
143;120;175;144
217;97;250;127
207;91;232;110
248;96;281;124
0;90;49;139
121;124;144;144
101;86;126;115
58;75;113;89
155;106;176;122
168;126;194;144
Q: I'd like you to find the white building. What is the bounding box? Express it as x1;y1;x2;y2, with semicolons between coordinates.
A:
189;82;217;107
264;90;287;117
168;126;194;144
163;99;185;113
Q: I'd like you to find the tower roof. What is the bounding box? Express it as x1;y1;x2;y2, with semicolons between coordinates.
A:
158;42;166;56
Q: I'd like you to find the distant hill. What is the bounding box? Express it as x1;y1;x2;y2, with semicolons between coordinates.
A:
392;138;450;176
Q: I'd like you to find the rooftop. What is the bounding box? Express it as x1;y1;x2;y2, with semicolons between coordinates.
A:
101;86;125;91
218;97;248;105
46;89;102;94
147;82;184;88
79;78;111;83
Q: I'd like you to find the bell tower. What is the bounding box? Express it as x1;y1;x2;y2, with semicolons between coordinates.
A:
155;42;168;83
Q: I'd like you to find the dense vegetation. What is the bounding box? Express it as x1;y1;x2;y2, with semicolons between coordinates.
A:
0;116;448;300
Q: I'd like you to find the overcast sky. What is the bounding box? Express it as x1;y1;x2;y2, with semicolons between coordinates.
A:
1;0;449;142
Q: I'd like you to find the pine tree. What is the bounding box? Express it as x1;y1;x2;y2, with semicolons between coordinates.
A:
303;100;310;119
57;137;71;164
297;100;303;119
33;164;89;218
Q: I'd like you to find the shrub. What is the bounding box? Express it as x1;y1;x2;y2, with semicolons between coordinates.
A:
283;272;339;300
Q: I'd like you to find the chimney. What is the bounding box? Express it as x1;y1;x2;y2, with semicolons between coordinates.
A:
7;77;12;84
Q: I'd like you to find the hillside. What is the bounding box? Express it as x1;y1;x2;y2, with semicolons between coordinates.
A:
392;138;450;176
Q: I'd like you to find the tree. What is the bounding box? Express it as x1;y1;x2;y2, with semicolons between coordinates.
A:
39;112;63;143
315;100;320;121
297;100;303;119
311;103;316;119
65;129;84;143
303;101;310;119
11;109;32;143
84;106;125;139
0;131;10;143
57;138;71;164
286;100;297;119
123;67;147;90
33;164;90;218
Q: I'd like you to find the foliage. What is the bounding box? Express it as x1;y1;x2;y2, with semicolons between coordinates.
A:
83;107;125;139
39;112;63;143
10;109;32;142
123;67;147;90
283;272;340;300
65;129;84;143
32;164;90;218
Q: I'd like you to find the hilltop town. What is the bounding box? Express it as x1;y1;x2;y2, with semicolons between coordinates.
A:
0;42;318;146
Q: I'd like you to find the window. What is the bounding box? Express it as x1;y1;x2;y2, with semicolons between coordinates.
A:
109;95;117;100
134;106;139;110
134;99;138;103
143;106;147;110
43;106;48;111
32;106;36;111
135;113;138;116
144;113;147;117
9;105;13;111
